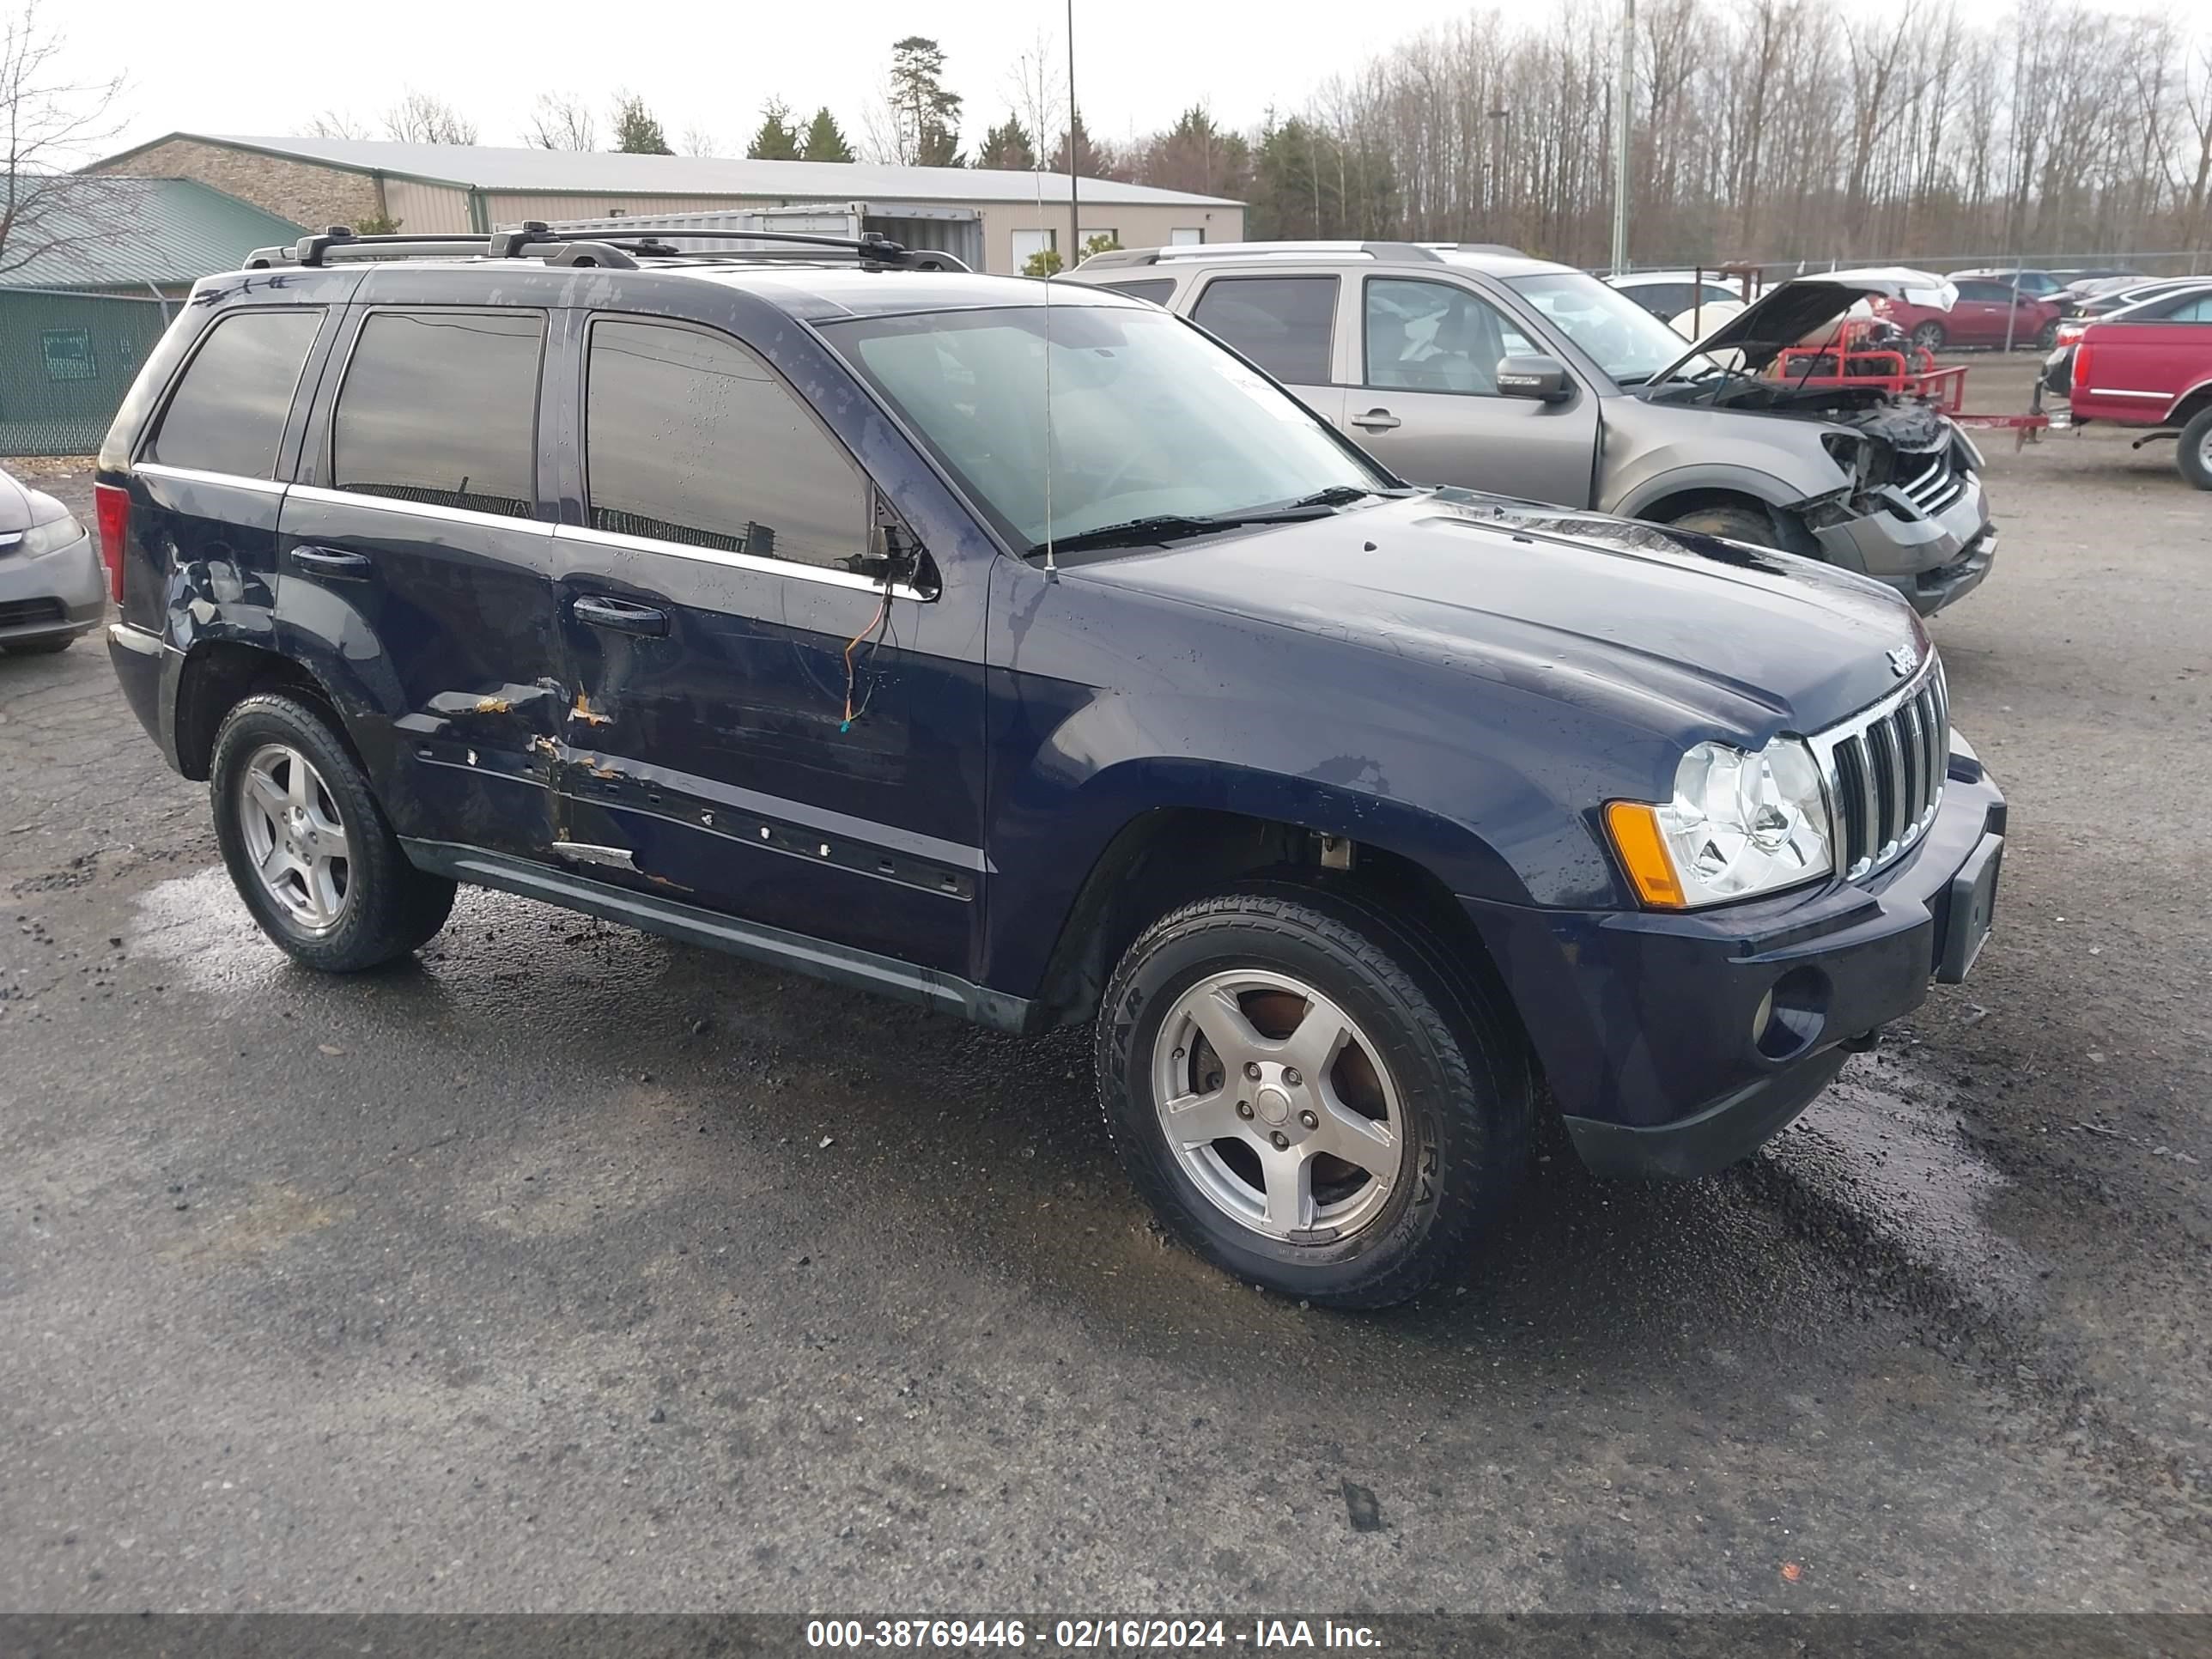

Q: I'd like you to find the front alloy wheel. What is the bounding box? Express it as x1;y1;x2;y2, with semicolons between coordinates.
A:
1099;885;1532;1308
1152;968;1407;1241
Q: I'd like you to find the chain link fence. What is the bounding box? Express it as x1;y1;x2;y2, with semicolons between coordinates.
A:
0;289;174;458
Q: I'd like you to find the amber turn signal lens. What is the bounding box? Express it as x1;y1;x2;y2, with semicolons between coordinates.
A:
1604;800;1687;908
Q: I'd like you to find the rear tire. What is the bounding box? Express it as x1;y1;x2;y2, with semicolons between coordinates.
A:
1911;319;1947;352
210;692;456;972
2179;406;2212;492
1097;883;1531;1309
1666;501;1780;550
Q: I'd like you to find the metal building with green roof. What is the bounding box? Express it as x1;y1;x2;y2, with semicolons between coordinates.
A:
0;176;304;454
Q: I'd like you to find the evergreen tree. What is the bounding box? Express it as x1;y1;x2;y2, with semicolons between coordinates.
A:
610;93;672;155
887;36;964;166
974;115;1036;172
746;100;802;161
799;106;855;163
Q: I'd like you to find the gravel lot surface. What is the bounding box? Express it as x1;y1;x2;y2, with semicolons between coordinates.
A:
3;370;2207;1613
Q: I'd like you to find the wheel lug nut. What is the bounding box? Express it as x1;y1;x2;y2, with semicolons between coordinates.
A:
1236;1100;1254;1120
1283;1067;1302;1086
1243;1061;1261;1080
1269;1131;1290;1150
1299;1109;1318;1129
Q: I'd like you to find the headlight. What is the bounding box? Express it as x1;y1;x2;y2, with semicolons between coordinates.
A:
17;513;86;557
1606;738;1832;908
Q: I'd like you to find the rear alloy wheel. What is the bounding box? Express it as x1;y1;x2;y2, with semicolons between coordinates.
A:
1098;885;1530;1308
1911;319;1947;352
210;691;456;971
2179;406;2212;492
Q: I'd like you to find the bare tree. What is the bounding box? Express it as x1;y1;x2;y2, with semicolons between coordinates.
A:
679;124;720;158
1005;30;1065;173
307;110;369;141
0;3;126;278
383;89;477;146
525;91;595;150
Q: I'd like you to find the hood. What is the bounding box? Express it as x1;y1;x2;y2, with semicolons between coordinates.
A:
1073;492;1924;744
1650;270;1951;382
0;468;50;536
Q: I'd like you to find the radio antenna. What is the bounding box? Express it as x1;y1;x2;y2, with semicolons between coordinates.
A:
1036;101;1058;580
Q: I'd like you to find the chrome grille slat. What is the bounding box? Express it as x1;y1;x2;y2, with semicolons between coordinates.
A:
1873;714;1906;851
1812;656;1950;881
1897;449;1967;516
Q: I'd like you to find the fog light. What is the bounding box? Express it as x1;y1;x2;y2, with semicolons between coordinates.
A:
1754;966;1829;1060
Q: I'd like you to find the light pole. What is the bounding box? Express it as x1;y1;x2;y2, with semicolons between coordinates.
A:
1066;0;1080;267
1610;0;1634;274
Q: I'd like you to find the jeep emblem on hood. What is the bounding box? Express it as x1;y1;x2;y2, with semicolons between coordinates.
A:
1888;643;1918;678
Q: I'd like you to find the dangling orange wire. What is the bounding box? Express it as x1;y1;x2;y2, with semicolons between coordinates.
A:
840;587;891;732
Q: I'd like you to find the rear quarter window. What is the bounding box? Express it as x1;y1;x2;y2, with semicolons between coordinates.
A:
1100;278;1176;305
1190;276;1339;385
143;309;323;477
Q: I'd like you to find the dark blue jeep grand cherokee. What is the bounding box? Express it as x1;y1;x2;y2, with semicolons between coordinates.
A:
95;226;2005;1308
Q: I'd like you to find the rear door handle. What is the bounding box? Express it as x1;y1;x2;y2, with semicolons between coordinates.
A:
1350;409;1401;430
571;594;669;637
289;544;373;580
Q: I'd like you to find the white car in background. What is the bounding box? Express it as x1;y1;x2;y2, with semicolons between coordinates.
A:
0;466;102;655
1607;270;1749;337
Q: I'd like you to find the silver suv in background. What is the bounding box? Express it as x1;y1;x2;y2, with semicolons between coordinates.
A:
1070;241;1996;616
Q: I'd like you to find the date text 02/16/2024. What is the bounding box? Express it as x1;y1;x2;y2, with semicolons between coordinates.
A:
804;1618;1383;1650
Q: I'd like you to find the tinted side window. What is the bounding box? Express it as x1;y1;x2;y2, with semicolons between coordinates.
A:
1955;282;2004;302
2152;294;2212;322
333;310;544;519
585;319;868;571
1103;278;1176;305
1190;276;1338;384
145;309;321;477
1630;283;1689;317
1365;278;1538;396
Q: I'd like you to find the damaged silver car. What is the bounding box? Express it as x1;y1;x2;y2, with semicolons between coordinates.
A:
1069;245;1996;616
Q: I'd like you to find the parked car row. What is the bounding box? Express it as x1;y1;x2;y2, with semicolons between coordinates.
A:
83;225;2007;1309
2039;278;2212;489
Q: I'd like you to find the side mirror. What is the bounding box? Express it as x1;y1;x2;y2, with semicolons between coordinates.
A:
1496;354;1575;404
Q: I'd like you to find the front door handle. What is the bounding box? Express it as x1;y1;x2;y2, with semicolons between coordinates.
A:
571;594;670;637
1350;408;1401;431
289;544;373;580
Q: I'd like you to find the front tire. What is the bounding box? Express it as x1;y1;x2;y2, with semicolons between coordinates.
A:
210;692;455;972
2179;405;2212;492
2034;319;2060;350
1666;501;1781;550
1097;884;1531;1308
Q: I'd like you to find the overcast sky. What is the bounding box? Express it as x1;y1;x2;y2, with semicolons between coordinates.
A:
69;0;2190;167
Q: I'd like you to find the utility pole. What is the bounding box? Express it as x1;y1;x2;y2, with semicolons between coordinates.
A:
1066;0;1080;269
1610;0;1634;274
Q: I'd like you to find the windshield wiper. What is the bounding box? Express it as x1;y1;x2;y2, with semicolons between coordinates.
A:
1285;483;1380;508
1027;504;1337;559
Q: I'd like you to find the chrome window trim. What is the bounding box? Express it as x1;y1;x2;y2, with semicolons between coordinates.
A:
552;521;934;602
132;462;289;497
1808;654;1948;883
287;481;549;532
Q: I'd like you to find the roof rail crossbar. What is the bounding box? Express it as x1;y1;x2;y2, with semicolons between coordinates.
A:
242;222;965;274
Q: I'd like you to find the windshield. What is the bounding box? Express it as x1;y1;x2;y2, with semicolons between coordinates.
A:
823;302;1389;553
1503;271;1713;385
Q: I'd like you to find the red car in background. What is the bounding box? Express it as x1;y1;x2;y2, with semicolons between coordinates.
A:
1874;278;2063;351
2042;282;2212;489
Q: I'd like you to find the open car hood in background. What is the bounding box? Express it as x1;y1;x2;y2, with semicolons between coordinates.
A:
1647;270;1951;382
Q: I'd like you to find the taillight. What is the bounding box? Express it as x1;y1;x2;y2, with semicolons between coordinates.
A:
94;482;129;605
2056;322;2084;347
2072;343;2092;394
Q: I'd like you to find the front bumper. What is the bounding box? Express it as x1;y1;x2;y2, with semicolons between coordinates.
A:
1810;467;1994;617
1463;747;2006;1180
0;526;105;644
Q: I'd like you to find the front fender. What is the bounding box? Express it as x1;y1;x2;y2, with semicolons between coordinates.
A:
1607;459;1811;521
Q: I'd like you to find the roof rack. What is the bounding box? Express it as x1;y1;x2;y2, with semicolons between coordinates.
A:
1077;239;1527;269
244;222;968;273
